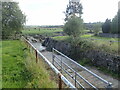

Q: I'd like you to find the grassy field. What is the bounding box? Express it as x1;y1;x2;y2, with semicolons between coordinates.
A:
22;29;63;37
2;40;57;88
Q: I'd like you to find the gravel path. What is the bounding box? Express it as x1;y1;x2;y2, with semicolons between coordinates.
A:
31;42;119;89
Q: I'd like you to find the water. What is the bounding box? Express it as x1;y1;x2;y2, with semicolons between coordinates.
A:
31;42;46;51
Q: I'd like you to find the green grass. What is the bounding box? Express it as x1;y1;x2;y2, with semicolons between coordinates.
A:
2;40;28;88
52;36;69;41
2;40;57;88
81;34;119;41
22;29;63;37
81;34;119;55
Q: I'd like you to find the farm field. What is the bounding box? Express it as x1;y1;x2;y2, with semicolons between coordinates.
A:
22;28;63;37
2;40;57;88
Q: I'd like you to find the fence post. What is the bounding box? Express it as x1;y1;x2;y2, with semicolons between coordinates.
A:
58;73;62;90
35;50;38;63
75;71;77;87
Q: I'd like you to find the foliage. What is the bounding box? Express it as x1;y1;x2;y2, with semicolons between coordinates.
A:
65;1;83;21
93;23;102;35
111;9;120;34
2;2;26;39
52;34;119;55
102;19;111;33
63;16;83;38
102;9;120;34
111;15;118;34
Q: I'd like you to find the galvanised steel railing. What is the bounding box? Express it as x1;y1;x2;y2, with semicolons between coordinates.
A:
52;48;112;89
22;36;76;89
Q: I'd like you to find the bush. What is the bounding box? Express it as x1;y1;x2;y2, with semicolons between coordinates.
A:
63;16;84;38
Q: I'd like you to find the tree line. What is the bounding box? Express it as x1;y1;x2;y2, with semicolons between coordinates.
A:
102;9;120;34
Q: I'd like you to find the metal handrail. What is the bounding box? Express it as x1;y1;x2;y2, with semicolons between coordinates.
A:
53;52;97;89
53;48;112;88
54;54;85;89
22;36;76;89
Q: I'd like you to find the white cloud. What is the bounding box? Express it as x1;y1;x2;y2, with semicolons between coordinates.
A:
81;0;119;22
18;0;119;25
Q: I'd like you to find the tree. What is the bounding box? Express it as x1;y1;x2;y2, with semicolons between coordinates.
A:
102;19;111;33
2;2;26;39
111;15;118;34
118;9;120;33
93;23;102;35
110;9;120;34
63;16;83;38
65;1;83;21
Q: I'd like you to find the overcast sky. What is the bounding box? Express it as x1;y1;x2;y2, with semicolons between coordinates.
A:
18;0;119;25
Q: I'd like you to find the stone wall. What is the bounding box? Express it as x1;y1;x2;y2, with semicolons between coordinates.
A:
42;38;71;56
42;37;120;73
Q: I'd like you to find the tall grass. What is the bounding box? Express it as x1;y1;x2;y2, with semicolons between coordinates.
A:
24;51;57;88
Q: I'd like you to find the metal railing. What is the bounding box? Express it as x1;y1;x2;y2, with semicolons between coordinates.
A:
52;48;112;89
22;36;76;89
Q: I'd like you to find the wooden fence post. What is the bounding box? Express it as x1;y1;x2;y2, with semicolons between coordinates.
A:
35;50;38;63
58;73;62;90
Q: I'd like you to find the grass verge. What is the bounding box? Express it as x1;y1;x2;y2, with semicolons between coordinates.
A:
2;40;57;88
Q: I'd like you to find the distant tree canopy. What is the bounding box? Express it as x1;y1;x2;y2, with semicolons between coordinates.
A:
102;9;120;34
111;15;118;34
2;2;26;39
102;19;111;33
